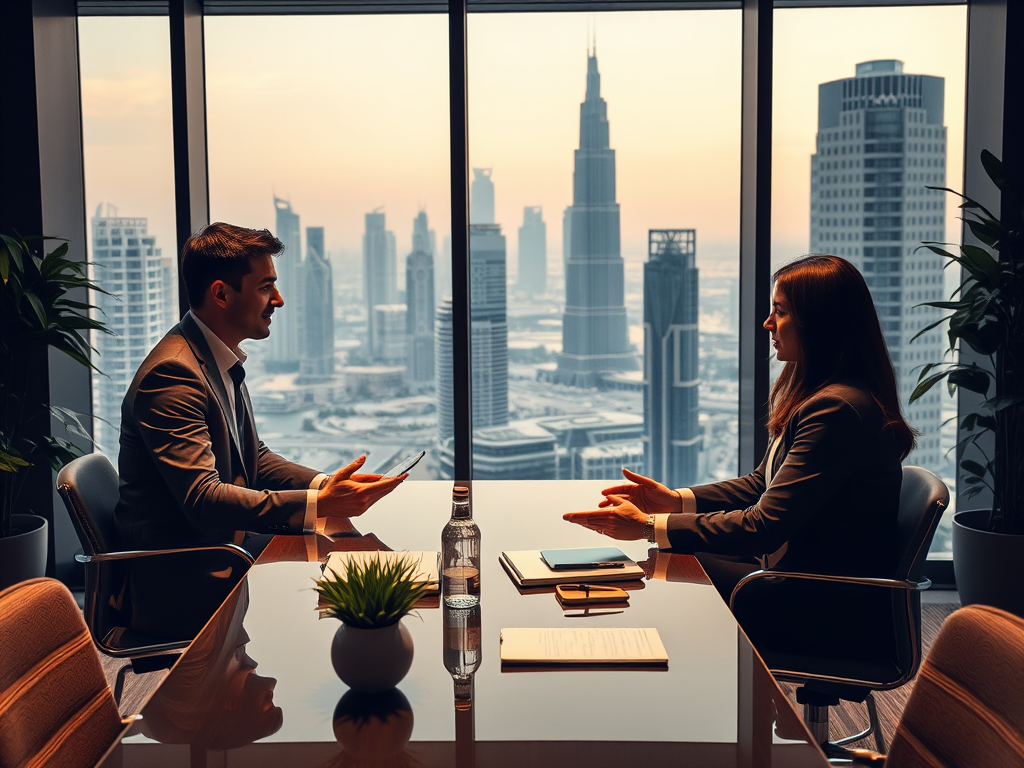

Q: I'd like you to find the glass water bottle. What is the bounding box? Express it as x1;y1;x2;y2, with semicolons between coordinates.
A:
441;486;480;608
443;603;482;710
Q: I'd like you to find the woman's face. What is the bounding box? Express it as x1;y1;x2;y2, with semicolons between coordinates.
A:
763;284;801;362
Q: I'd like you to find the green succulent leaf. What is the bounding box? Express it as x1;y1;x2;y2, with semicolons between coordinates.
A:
313;553;430;629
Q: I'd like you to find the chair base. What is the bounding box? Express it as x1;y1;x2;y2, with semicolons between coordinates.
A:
798;688;885;764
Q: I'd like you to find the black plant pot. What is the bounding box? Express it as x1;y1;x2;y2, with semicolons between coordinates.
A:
0;514;48;590
953;509;1024;618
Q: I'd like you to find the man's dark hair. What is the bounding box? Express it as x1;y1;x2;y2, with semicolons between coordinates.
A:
181;223;284;308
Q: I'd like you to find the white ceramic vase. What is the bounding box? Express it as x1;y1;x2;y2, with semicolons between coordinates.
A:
331;621;415;693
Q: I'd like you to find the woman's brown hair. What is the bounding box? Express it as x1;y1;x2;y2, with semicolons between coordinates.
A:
766;254;915;459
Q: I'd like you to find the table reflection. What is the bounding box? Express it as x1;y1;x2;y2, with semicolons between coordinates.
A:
330;688;416;767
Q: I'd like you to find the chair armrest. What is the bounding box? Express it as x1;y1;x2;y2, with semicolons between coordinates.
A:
76;543;255;566
850;747;886;765
729;569;930;610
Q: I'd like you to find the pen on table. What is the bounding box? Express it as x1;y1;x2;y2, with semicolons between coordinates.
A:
560;584;624;593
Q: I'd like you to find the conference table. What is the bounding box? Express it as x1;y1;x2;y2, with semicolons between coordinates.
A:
95;480;830;768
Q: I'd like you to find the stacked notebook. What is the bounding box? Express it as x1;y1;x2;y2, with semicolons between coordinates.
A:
499;547;645;588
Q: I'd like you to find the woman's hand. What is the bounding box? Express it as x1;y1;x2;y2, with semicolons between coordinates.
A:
600;468;681;515
563;495;649;541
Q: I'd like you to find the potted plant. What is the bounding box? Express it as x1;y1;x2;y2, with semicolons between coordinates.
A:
0;233;110;588
314;553;429;693
911;149;1024;614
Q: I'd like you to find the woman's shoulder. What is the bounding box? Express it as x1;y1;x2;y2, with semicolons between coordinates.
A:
795;382;881;423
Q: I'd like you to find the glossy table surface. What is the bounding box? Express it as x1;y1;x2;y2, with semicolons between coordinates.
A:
96;480;828;768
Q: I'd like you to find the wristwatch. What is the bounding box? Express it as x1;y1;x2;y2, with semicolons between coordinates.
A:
642;514;656;543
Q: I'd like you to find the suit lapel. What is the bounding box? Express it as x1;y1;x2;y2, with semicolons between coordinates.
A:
179;314;251;485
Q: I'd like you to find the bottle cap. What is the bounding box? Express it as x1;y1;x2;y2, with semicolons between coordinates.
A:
453;486;469;498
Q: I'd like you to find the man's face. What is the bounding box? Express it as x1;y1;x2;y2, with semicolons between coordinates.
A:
224;254;283;341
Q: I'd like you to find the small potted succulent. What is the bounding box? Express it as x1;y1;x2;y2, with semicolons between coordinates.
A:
911;149;1024;614
315;554;429;693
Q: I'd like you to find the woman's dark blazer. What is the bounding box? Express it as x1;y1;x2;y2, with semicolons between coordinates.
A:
665;382;904;578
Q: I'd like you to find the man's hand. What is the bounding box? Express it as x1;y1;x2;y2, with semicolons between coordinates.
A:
563;495;648;541
317;456;405;518
599;468;681;515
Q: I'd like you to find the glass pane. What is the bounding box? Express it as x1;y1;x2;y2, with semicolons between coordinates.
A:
465;11;741;483
80;17;176;463
772;6;968;557
206;15;450;479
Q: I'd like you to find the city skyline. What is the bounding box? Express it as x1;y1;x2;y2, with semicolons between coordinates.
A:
80;8;966;279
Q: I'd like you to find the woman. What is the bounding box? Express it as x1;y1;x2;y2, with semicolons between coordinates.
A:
564;254;916;591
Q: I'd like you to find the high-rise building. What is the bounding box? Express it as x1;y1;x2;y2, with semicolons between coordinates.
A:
89;204;171;456
435;297;455;445
470;168;495;225
300;226;334;381
406;211;436;385
562;205;572;266
363;208;398;357
372;304;408;365
268;196;302;371
810;59;946;473
468;224;509;430
517;206;547;295
434;225;510;462
643;230;701;489
553;52;639;386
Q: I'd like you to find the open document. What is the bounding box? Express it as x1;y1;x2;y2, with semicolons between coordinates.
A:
500;627;668;667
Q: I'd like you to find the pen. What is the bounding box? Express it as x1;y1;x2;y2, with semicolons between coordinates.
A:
559;584;624;592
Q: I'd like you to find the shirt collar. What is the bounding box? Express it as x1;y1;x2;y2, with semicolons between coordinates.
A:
188;310;248;374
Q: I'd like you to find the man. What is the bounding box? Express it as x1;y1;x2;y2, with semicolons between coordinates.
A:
115;223;403;635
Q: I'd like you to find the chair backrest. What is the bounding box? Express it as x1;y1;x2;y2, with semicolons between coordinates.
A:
895;466;949;582
0;578;124;768
57;453;121;556
887;604;1024;768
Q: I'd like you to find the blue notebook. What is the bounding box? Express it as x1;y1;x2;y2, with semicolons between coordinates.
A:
540;547;632;571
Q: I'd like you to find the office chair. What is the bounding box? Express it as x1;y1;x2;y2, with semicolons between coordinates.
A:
729;466;949;761
850;604;1024;768
57;453;254;701
0;578;132;768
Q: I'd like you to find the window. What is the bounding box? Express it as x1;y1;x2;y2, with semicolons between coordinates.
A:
772;5;968;557
205;14;450;478
80;16;176;461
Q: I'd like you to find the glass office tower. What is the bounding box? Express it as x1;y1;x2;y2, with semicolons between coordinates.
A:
553;52;638;387
363;209;398;359
406;211;436;386
299;225;335;381
644;229;701;489
810;60;946;473
517;206;547;296
268;196;302;371
89;204;172;456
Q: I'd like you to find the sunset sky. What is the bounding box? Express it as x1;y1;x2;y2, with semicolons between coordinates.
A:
80;5;966;282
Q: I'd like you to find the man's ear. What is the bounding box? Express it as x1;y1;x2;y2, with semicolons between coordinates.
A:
209;280;231;309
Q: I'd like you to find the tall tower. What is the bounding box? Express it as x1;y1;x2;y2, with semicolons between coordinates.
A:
553;52;638;387
470;168;495;225
406;211;436;385
300;226;334;381
810;60;946;473
468;224;509;429
517;206;547;295
435;297;455;445
89;204;170;456
363;208;397;358
268;196;302;371
644;230;701;489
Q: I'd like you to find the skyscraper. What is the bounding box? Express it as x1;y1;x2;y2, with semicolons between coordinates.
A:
644;230;701;489
435;297;455;444
363;208;397;358
372;305;408;365
468;224;509;429
300;226;334;381
268;196;302;371
553;52;638;387
517;206;547;295
406;211;435;385
470;168;495;225
89;204;170;456
810;60;946;473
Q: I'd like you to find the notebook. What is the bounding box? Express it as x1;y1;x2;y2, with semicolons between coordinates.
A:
499;549;645;588
500;627;668;666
